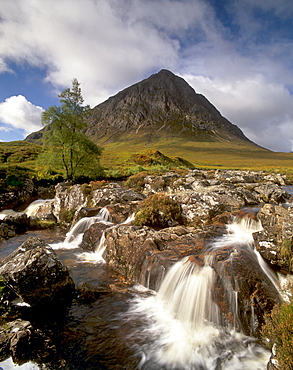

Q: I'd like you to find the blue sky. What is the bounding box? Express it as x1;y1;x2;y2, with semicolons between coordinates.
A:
0;0;293;152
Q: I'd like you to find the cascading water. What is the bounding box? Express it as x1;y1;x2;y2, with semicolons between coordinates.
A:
51;207;112;251
24;199;52;217
76;212;135;263
123;216;279;369
0;199;51;220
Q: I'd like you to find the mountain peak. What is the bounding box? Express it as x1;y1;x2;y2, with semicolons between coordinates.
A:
85;70;250;145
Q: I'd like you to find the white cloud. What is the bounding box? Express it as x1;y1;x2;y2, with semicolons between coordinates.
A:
183;73;293;152
0;95;44;136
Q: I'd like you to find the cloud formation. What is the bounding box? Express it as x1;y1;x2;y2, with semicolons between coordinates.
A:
0;95;44;136
0;0;292;151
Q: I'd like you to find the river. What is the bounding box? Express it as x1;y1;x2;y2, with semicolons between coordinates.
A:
0;206;278;369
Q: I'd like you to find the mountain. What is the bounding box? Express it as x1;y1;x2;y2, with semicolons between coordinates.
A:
84;69;252;146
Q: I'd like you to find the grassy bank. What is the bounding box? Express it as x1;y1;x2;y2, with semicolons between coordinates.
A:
1;139;292;182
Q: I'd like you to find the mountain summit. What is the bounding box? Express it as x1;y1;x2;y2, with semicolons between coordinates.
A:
85;69;251;145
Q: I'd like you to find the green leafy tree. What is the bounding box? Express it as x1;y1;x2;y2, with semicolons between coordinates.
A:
40;78;103;180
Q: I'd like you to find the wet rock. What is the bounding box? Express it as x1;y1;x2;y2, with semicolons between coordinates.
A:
32;199;56;221
9;319;57;365
75;206;102;220
3;213;30;235
106;201;139;224
266;344;279;370
0;237;75;310
80;222;110;251
77;282;112;302
0;213;30;241
253;204;293;273
104;224;218;285
211;245;281;336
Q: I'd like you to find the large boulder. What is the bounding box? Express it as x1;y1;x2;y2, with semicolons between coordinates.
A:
2;213;30;235
53;182;145;222
91;183;145;206
253;183;289;204
104;224;223;286
0;237;75;310
53;183;86;222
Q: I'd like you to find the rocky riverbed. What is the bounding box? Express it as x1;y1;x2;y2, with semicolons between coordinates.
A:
0;169;292;369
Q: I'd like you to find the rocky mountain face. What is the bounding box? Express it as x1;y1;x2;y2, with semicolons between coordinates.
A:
85;70;252;145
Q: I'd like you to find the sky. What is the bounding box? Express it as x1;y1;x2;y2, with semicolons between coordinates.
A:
0;0;293;152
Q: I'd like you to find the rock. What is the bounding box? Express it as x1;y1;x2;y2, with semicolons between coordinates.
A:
0;222;16;240
32;199;56;221
0;192;18;211
211;245;281;336
91;183;145;207
53;183;86;222
9;319;56;365
253;204;293;273
52;182;144;222
253;183;289;204
0;237;75;310
172;186;246;225
104;224;221;285
3;213;30;235
75;206;103;220
76;282;112;303
266;344;279;370
80;222;110;251
17;179;34;205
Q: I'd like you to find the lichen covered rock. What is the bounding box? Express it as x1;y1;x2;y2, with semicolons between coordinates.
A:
0;237;75;309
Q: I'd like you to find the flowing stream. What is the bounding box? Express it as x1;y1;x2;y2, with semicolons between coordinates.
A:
0;205;282;369
122;217;275;369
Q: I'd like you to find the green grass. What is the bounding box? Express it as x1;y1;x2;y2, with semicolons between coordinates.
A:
262;299;293;370
99;138;293;175
0;141;43;168
1;138;292;182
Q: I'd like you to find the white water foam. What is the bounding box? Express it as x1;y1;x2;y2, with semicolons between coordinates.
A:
212;216;263;248
0;357;40;369
0;199;52;220
24;199;52;217
126;289;270;369
50;207;112;254
75;212;135;263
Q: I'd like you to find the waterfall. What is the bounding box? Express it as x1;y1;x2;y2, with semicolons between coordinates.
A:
157;256;220;331
64;207;111;245
76;212;135;263
123;216;276;369
24;199;52;217
0;199;51;219
50;207;112;252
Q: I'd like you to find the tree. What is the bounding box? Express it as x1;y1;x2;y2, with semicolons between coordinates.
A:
40;79;103;180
